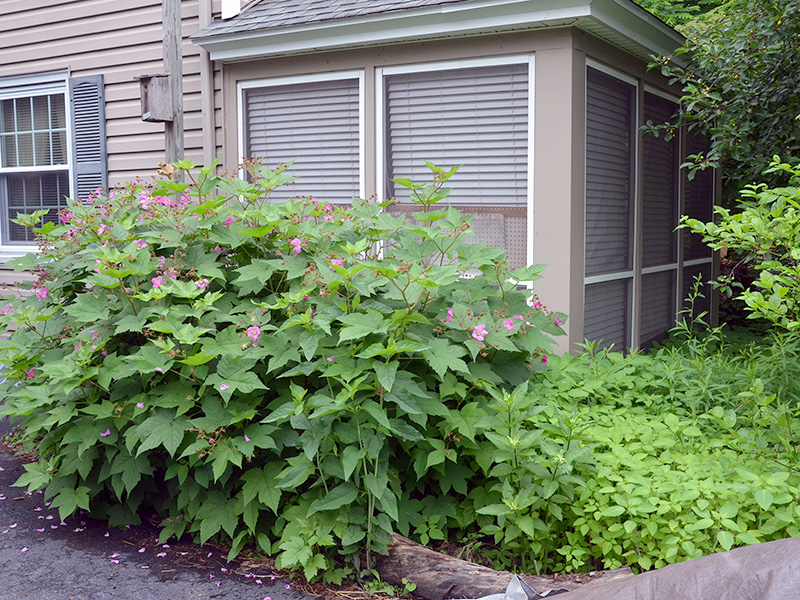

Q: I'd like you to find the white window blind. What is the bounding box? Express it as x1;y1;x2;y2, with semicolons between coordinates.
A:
244;77;361;203
585;67;636;277
383;63;529;268
642;92;679;269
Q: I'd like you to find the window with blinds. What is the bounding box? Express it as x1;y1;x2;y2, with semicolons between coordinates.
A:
0;74;106;246
243;76;361;204
382;62;530;269
683;133;715;261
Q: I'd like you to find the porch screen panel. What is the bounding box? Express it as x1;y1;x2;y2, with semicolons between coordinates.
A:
384;63;529;268
683;134;715;260
585;67;635;276
642;93;678;268
244;78;360;203
640;270;676;347
584;279;631;350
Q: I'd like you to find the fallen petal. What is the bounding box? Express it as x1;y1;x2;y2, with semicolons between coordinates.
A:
36;528;44;533
21;547;28;552
138;547;146;553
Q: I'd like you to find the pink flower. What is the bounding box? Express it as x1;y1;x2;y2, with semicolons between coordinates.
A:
244;434;251;442
541;354;548;365
555;316;562;327
59;212;73;223
533;301;543;310
246;326;261;341
329;259;344;269
224;217;233;227
100;429;111;437
219;384;230;391
90;330;98;341
444;307;454;323
97;224;107;235
472;324;488;342
26;369;35;378
502;318;515;332
135;239;148;250
208;439;215;444
195;278;209;291
289;238;302;254
514;315;524;320
35;287;48;302
1;304;12;315
326;356;335;362
151;275;163;289
136;402;144;408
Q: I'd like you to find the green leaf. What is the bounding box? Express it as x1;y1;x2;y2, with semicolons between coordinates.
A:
240;464;283;513
13;461;52;492
421;337;470;378
754;488;774;511
717;530;735;551
63;293;111;323
210;440;243;481
308;483;360;515
600;506;626;518
133;409;190;457
374;360;399;393
51;486;91;522
338;309;389;342
477;503;512;516
341;446;365;481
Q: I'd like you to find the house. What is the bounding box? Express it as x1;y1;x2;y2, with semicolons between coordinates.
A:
0;0;716;352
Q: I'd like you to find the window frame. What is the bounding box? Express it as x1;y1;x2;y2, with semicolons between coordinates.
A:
375;54;536;269
236;70;366;201
0;71;72;253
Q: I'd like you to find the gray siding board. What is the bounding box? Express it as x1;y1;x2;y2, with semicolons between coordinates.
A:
0;0;222;185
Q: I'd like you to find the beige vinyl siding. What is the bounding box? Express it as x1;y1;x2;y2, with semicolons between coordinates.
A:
0;0;222;187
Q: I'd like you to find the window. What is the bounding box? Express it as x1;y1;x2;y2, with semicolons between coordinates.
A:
583;65;637;349
0;72;106;250
583;64;715;350
378;57;533;269
240;72;364;204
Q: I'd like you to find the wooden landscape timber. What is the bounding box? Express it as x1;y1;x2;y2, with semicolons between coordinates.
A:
376;534;634;600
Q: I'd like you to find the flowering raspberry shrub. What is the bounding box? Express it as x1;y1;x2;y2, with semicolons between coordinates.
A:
0;160;565;579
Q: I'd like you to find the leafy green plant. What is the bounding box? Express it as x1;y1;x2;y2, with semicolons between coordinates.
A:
0;159;565;578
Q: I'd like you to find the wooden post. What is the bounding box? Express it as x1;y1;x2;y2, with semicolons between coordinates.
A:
163;0;183;170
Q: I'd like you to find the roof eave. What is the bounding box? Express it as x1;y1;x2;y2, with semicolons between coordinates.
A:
192;0;685;64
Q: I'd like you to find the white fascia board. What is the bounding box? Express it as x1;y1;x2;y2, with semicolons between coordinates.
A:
194;0;683;63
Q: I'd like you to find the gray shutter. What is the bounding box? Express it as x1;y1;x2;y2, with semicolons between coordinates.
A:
244;78;360;203
683;133;714;260
384;63;529;206
642;93;679;268
640;270;676;348
585;67;636;276
583;279;631;351
69;75;107;200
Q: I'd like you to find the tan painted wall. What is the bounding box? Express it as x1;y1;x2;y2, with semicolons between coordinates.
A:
0;0;222;186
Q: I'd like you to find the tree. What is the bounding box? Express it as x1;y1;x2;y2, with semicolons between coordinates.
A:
633;0;723;27
651;0;800;198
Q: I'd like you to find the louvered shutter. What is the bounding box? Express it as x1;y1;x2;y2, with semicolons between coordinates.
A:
642;93;678;268
683;133;714;260
383;63;529;268
69;75;107;200
640;270;676;347
244;78;360;203
585;68;635;276
584;279;631;350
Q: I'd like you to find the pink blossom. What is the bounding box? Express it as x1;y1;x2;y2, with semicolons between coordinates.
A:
514;315;524;320
97;224;107;235
244;434;251;442
555;316;562;327
541;354;548;365
151;275;163;289
1;304;13;315
445;307;454;323
59;212;73;223
472;324;488;342
329;259;344;269
195;278;209;291
533;301;543;310
219;384;230;391
136;402;144;408
224;217;233;227
246;326;261;341
326;356;335;362
35;287;48;302
26;369;35;378
90;330;98;341
135;239;148;250
502;319;515;332
208;439;215;444
100;429;111;438
211;245;224;253
289;238;302;254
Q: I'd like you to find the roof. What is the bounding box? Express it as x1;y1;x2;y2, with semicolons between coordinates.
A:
193;0;685;64
199;0;468;38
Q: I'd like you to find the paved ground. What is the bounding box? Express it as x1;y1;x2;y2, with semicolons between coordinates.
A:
0;417;316;600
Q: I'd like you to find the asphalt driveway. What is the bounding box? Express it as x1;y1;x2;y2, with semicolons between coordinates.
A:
0;417;315;600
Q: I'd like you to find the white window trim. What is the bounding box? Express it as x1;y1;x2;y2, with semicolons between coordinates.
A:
375;54;536;267
583;59;640;349
236;69;366;200
0;71;71;254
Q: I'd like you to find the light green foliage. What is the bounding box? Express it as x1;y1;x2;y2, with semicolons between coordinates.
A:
0;160;565;576
632;0;723;27
683;159;800;331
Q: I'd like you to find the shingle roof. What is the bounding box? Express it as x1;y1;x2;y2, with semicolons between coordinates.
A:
196;0;469;38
